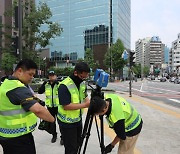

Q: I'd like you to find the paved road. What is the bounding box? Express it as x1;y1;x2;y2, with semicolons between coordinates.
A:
1;90;180;154
107;80;180;108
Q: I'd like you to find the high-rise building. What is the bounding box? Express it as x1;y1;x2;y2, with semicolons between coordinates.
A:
135;37;151;66
84;25;109;51
169;33;180;74
144;36;165;70
36;0;131;65
164;46;169;64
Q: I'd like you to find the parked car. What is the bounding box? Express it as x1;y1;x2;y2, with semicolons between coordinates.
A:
174;77;180;84
157;76;161;80
151;75;155;80
169;77;175;82
160;77;167;82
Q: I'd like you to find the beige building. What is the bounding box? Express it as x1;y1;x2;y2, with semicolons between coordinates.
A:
144;36;165;70
169;33;180;74
135;37;151;66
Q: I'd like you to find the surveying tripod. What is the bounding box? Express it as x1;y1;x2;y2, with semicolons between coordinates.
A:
77;85;106;154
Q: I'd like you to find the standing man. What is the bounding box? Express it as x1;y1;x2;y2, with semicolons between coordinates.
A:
0;59;54;154
57;62;90;154
90;94;143;154
38;70;63;144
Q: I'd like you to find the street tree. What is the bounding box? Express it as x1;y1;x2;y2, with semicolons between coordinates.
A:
104;39;126;78
84;48;98;71
0;1;63;73
143;66;150;77
132;64;141;77
22;1;63;59
132;64;150;78
1;52;17;75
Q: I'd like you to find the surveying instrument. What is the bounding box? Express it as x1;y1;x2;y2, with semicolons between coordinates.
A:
77;69;109;154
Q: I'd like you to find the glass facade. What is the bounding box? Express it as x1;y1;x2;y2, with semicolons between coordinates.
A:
36;0;131;60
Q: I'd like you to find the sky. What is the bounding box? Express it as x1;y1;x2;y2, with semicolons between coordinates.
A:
131;0;180;50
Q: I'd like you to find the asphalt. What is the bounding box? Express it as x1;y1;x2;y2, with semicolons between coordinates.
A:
1;90;180;154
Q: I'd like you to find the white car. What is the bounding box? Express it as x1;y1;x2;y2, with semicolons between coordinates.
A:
169;77;175;82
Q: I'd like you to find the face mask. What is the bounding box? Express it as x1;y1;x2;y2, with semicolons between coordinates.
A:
74;75;84;83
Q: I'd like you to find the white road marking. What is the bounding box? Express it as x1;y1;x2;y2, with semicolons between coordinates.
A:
140;83;144;92
169;99;180;104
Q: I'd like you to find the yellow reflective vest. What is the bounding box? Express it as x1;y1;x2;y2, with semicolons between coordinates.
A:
45;82;59;107
57;77;86;123
105;94;141;132
0;79;37;138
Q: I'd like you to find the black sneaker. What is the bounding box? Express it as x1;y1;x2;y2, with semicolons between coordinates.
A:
51;135;57;143
60;138;64;145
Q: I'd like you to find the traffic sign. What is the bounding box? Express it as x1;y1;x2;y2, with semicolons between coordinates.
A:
122;50;129;60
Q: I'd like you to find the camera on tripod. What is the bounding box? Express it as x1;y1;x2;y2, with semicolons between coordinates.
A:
88;69;109;100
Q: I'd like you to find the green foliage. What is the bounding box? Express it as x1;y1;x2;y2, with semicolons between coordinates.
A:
1;52;17;74
144;66;150;76
1;1;63;60
132;64;150;77
47;67;73;76
132;64;141;76
23;2;63;54
1;1;63;72
104;39;126;73
84;48;98;71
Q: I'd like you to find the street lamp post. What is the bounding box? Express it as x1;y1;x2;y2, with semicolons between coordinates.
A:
18;0;22;60
109;0;113;80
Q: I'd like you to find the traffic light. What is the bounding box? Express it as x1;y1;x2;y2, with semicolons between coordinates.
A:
12;36;19;52
129;51;135;66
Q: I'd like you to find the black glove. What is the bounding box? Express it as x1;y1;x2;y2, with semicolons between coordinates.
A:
105;144;114;153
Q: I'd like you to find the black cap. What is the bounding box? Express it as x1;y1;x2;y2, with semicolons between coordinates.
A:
48;70;55;75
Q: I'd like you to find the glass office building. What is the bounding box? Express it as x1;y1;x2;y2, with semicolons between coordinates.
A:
36;0;131;62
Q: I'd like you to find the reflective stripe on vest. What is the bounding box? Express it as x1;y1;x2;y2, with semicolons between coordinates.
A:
45;83;59;107
57;77;86;123
0;79;37;138
0;123;37;135
0;108;26;116
105;94;141;132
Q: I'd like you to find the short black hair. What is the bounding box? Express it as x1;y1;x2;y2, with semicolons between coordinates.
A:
74;62;90;73
90;96;106;114
15;59;37;71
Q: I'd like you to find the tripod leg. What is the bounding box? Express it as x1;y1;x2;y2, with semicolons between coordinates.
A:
99;115;105;154
77;109;93;154
82;116;94;154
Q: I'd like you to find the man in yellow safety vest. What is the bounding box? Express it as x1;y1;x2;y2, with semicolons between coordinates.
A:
90;94;143;154
57;62;90;154
0;59;54;154
38;70;63;144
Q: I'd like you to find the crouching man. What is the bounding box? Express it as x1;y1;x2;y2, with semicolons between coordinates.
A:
90;94;143;154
